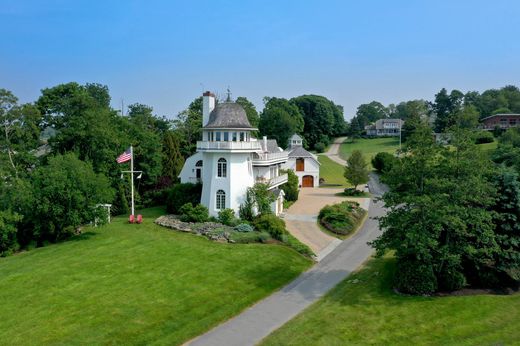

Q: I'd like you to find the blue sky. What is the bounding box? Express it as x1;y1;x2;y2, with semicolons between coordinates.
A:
1;0;519;119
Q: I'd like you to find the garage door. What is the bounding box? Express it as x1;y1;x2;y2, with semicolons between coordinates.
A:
302;175;314;187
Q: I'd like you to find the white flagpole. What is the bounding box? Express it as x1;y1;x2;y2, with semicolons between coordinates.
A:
130;145;135;216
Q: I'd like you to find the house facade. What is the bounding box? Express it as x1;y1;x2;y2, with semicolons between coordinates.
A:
480;114;520;130
179;92;288;217
281;134;320;188
365;118;404;137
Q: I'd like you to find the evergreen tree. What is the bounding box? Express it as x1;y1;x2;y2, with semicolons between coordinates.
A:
162;131;185;183
344;150;369;190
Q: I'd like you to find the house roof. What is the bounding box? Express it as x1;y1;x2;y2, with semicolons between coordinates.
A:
260;139;281;153
204;102;254;129
480;113;520;121
271;188;285;198
289;133;302;141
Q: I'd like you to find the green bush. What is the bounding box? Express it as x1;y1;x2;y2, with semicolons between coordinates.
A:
318;201;366;235
239;190;255;221
285;233;314;257
218;208;237;226
253;214;287;240
343;188;365;196
142;189;169;208
394;258;438;295
474;130;494;144
166;183;202;214
437;268;467;292
371;152;397;174
0;211;22;257
179;203;209;223
314;142;326;153
234;223;254;233
281;169;299;202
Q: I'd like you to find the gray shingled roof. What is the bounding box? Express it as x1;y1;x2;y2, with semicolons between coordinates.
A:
204;102;254;129
288;146;314;158
260;139;281;153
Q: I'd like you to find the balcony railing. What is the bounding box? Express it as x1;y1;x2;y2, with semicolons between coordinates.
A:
196;141;262;151
252;151;288;164
256;173;288;188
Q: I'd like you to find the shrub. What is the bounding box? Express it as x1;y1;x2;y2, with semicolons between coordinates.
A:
253;214;287;240
166;183;202;214
239;189;255;221
179;203;209;223
218;208;237;226
285;233;314;257
318;201;366;235
394;258;437;295
281;169;299;202
142;189;169;208
371;152;397;174
437;268;467;292
314;142;326;153
0;211;22;257
343;188;365;196
234;223;254;233
474;130;494;144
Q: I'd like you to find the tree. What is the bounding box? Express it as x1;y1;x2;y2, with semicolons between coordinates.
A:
356;101;388;123
30;153;115;243
259;97;304;148
172;96;204;158
162;131;185;184
290;95;345;149
371;125;499;293
432;88;464;132
344;150;369;190
0;210;22;256
455;105;480;129
491;168;520;281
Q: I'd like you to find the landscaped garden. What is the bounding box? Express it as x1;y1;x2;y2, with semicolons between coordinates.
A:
261;255;520;345
0;207;311;345
318;201;366;239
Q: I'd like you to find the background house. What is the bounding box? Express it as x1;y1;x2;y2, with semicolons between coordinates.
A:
282;134;320;188
480;113;520;130
365;118;404;137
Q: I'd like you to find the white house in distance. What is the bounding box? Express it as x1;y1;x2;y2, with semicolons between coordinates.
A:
281;134;320;188
179;91;289;217
365;118;404;137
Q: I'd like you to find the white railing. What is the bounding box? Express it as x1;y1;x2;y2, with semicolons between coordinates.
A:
252;151;288;163
256;173;288;187
196;141;262;151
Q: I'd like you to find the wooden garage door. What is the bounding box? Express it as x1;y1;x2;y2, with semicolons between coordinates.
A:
302;175;314;187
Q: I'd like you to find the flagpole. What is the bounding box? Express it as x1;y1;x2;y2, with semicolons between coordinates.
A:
130;145;135;217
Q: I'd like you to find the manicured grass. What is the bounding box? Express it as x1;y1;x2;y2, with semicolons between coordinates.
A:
477;139;498;154
318;155;350;188
0;207;311;345
340;137;399;168
261;255;520;346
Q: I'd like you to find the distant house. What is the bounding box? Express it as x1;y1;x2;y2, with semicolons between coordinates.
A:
480;114;520;130
365;119;404;137
281;134;320;188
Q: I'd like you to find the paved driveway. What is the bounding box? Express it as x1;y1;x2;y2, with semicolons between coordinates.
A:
283;188;369;259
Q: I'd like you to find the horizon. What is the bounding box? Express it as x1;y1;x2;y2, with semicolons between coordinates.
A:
2;0;520;120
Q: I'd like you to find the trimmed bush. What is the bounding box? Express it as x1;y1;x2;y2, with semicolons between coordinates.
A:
179;203;209;223
253;214;286;240
166;183;202;214
474;130;494;144
318;201;366;235
234;223;254;233
343;188;365;196
371;152;397;174
218;208;237;226
394;259;437;295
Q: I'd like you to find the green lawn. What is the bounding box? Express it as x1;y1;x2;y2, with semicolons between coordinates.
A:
340;137;400;168
261;255;520;346
477;139;498;154
318;155;349;187
0;207;311;345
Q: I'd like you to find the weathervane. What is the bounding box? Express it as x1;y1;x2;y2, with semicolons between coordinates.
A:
226;86;232;102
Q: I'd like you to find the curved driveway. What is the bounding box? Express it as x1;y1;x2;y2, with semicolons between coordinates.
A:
187;171;388;346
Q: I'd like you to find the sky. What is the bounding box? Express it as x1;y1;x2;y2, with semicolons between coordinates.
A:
1;0;520;120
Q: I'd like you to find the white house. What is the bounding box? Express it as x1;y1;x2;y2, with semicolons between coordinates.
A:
281;134;320;187
179;91;289;217
365;118;404;137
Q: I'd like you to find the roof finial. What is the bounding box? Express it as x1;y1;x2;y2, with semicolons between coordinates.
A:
226;86;232;102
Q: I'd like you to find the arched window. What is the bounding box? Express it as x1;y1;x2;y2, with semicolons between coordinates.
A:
216;190;226;210
217;158;227;177
195;160;203;167
195;160;203;180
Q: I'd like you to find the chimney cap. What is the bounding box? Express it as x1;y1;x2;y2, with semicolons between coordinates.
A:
203;91;215;97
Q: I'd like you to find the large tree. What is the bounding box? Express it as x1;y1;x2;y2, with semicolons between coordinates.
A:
235;96;260;129
432;88;464;132
172;96;203;158
259;97;304;148
291;95;345;149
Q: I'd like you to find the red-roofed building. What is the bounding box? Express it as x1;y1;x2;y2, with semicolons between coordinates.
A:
480;114;520;130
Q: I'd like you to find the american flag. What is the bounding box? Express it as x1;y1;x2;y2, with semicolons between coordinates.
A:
116;147;132;163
